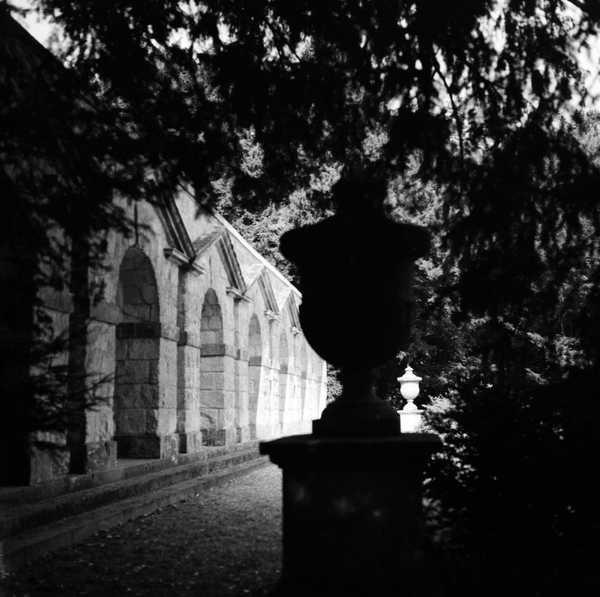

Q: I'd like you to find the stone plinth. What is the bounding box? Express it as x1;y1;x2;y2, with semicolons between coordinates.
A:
260;433;441;596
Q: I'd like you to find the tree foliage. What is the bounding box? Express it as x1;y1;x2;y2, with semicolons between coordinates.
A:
3;1;600;586
13;0;599;319
419;116;600;593
1;9;151;478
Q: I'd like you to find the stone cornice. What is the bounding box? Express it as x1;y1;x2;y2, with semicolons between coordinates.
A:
163;247;206;275
265;309;279;322
227;286;252;302
163;247;187;266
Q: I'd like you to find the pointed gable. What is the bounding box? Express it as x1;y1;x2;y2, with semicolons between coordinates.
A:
193;228;247;295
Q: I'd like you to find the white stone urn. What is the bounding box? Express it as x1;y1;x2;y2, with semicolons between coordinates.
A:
398;365;423;433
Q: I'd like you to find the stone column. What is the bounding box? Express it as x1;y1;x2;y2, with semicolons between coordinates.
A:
177;331;202;453
237;348;250;442
199;342;237;445
114;321;178;458
84;307;119;471
278;363;289;435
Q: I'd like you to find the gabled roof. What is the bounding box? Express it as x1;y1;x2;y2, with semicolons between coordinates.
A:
193;228;247;294
212;211;302;297
192;229;221;255
257;269;279;317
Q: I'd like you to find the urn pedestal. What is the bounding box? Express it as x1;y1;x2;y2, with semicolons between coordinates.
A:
260;433;441;596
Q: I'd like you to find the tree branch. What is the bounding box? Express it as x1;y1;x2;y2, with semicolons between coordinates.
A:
265;21;302;64
432;52;465;166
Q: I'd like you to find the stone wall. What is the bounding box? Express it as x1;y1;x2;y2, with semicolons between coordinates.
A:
12;188;327;485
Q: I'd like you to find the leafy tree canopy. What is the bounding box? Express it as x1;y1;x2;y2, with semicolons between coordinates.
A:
4;2;600;580
7;0;599;323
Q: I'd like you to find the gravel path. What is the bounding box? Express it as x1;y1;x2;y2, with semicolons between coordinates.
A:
2;464;282;597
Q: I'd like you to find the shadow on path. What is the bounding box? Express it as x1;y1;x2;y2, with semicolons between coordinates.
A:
2;465;282;597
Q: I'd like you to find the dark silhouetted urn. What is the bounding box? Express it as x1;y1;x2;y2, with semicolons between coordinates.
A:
280;204;430;436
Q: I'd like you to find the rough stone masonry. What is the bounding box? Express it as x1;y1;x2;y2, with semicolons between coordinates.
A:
8;188;327;486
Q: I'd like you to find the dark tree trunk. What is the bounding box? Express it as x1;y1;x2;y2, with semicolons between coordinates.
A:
66;223;91;474
0;180;35;485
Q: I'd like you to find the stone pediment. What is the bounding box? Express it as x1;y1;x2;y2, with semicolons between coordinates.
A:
193;229;247;295
192;229;222;255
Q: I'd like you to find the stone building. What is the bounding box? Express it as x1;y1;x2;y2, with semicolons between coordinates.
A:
3;189;329;486
0;14;327;487
22;190;327;485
